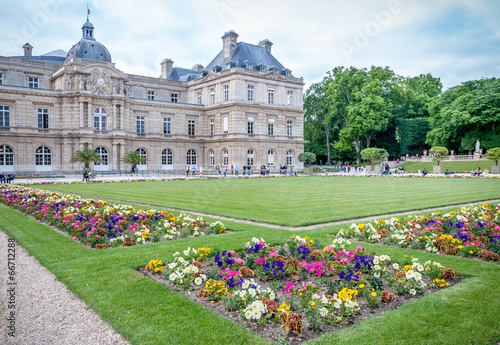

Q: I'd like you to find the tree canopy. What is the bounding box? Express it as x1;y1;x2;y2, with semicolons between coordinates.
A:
360;147;389;165
428;146;449;166
70;148;102;169
485;147;500;166
122;150;147;167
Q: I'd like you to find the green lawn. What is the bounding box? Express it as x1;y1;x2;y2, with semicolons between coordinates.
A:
400;161;495;173
1;204;499;345
37;176;500;226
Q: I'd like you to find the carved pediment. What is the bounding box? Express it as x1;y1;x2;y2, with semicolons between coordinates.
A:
264;71;285;81
75;65;126;96
202;72;219;82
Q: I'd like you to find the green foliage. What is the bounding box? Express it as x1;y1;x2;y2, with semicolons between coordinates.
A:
70;148;102;169
485;147;500;166
360;147;388;165
428;146;449;166
298;152;317;165
121;150;147;167
398;117;431;155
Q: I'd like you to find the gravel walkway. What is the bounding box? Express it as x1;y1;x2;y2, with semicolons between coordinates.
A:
0;230;130;345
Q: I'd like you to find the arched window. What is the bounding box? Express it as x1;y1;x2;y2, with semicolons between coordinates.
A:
222;149;229;166
93;108;107;130
35;146;52;171
187;149;197;166
0;145;14;168
162;148;173;169
136;148;147;169
267;149;274;166
287;150;293;166
94;147;109;165
247;149;254;166
209;149;215;166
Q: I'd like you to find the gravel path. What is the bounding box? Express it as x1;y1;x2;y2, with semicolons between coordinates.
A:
0;230;130;345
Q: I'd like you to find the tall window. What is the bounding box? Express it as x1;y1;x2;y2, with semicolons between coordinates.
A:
268;119;274;135
287;120;293;136
209;149;215;166
93;108;107;130
247;149;254;166
35;146;51;166
37;108;49;129
223;85;229;102
0;105;9;127
163;117;171;134
188;119;195;136
162;148;173;166
147;91;155;100
287;91;293;106
223;116;228;134
0;73;3;85
187;149;197;166
287;150;293;166
197;92;202;105
0;145;14;167
247;85;254;102
247;116;254;135
210;118;214;136
28;77;39;89
268;88;274;104
136;115;145;133
137;148;147;166
210;89;215;105
222;149;228;166
171;93;178;103
94;147;109;166
267;150;274;166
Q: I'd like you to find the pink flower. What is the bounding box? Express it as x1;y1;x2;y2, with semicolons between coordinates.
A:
300;242;308;247
340;258;350;264
492;232;499;237
356;246;364;251
299;261;309;268
256;257;267;265
315;268;323;276
325;245;334;251
235;258;244;264
86;231;93;236
269;252;278;257
258;241;266;246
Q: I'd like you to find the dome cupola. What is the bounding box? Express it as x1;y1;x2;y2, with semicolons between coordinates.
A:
65;19;111;63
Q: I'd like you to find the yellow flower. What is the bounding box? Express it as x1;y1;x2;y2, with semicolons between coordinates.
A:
371;292;377;297
359;284;365;289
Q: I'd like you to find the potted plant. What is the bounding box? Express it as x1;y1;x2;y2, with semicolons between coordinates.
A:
360;148;388;173
486;147;500;174
70;148;103;179
428;146;449;174
298;152;316;174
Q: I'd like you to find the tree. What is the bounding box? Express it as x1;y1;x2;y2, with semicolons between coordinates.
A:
360;147;388;165
122;150;147;170
428;146;449;166
298;152;316;166
485;147;500;166
70;148;102;169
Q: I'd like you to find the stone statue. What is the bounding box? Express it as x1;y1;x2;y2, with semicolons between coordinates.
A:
79;76;85;90
119;80;125;95
65;74;71;91
86;77;91;91
475;140;480;152
113;80;117;94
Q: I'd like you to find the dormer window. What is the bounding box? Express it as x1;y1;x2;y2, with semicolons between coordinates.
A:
282;69;292;77
212;66;222;73
269;66;278;72
256;64;266;72
243;60;253;69
225;61;235;70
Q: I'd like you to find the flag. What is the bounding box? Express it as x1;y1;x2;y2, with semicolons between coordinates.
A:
88;8;90;15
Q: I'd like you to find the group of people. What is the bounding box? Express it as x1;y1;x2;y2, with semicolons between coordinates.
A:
0;172;15;183
82;170;94;182
472;167;482;177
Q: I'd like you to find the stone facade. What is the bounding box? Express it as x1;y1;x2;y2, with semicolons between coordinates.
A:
0;21;304;173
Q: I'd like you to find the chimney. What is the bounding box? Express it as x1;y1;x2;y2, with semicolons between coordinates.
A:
258;39;273;53
221;30;238;60
161;58;173;79
192;64;204;73
23;43;33;56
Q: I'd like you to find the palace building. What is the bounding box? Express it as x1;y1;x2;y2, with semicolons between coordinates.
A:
0;18;305;173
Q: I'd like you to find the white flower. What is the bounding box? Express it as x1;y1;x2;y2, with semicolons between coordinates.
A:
252;310;262;320
320;307;329;317
183;248;190;256
374;272;380;278
405;270;415;279
321;295;329;305
248;288;257;297
414;272;422;281
417;265;424;272
410;289;417;295
374;265;381;271
169;273;177;281
311;293;320;300
194;277;203;285
393;263;400;270
242;280;250;289
268;291;275;300
334;301;342;309
245;310;253;320
345;299;354;308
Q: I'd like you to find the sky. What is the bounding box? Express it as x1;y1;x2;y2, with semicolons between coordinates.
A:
1;0;499;90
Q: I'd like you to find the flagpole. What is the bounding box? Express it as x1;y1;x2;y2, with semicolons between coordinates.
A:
87;3;89;20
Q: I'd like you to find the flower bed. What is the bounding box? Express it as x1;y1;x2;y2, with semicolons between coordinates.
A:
334;204;500;262
0;185;226;249
143;235;459;344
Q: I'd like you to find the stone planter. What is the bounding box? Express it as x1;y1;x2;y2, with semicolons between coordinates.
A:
433;165;444;174
374;166;383;174
303;166;313;174
491;165;500;174
364;166;374;173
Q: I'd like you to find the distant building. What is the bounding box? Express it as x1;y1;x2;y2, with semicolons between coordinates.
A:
0;19;304;173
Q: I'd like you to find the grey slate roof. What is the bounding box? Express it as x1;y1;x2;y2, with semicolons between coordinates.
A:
65;38;112;63
13;55;66;64
168;67;200;82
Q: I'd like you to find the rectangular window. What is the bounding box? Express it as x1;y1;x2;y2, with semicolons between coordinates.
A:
147;91;155;100
268;119;274;135
287;91;293;106
210;118;214;136
37;108;49;129
247;116;254;135
163;117;171;134
268;88;274;104
210;89;215;105
287;120;293;136
223;116;228;134
197;92;202;105
136;115;145;133
0;105;9;127
223;85;229;102
247;85;254;102
29;77;39;89
0;73;3;85
188;119;195;136
93;115;107;130
171;93;178;103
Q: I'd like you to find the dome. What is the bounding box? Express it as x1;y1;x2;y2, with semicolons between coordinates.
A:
65;19;111;63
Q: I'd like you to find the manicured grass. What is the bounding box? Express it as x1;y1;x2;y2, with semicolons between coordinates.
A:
1;204;499;345
400;161;495;173
36;176;500;226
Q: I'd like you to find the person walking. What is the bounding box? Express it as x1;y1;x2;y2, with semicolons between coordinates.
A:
235;164;239;176
186;166;190;177
223;166;227;177
0;172;5;183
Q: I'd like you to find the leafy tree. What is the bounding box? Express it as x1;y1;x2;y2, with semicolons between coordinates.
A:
485;147;500;166
122;150;147;170
360;147;388;165
298;152;316;166
426;78;500;152
428;146;449;166
70;148;102;169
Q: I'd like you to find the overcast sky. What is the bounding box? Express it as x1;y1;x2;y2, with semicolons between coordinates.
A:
1;0;499;90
